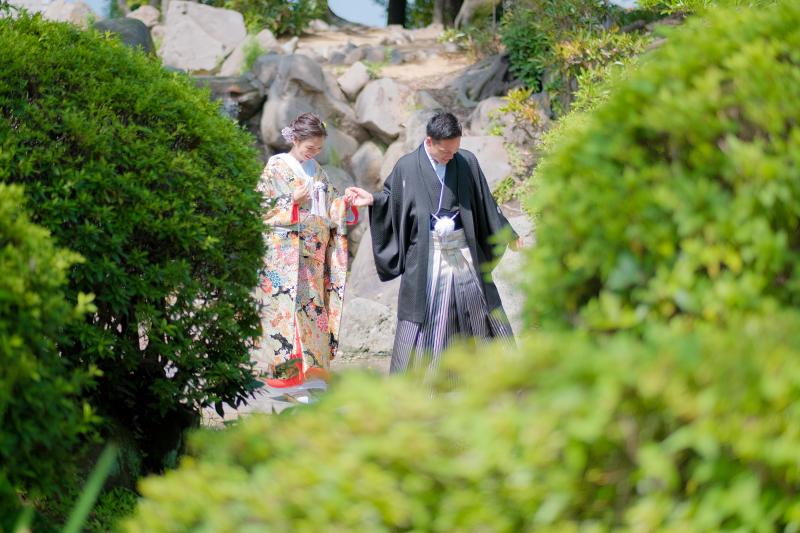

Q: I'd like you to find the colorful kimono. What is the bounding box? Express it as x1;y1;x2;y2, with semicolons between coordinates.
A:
254;154;357;382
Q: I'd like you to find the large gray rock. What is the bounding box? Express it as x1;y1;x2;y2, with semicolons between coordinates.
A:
316;128;359;166
158;1;246;74
350;141;384;192
252;53;283;87
151;24;166;41
344;227;401;311
193;74;265;122
259;54;369;150
355;78;410;144
324;71;347;102
459;136;512;191
126;5;159;28
337;61;370;102
492;216;535;336
322;165;356;193
470;95;551;146
94;18;155;55
44;0;101;29
339;298;397;355
281;36;299;54
219;30;279;77
403;109;436;154
416;90;443;110
379;140;407;187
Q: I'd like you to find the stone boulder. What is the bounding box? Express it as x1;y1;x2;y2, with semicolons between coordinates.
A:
355;78;410;144
469;95;551;146
337;61;371;102
259;54;368;150
403;109;436;154
43;0;101;29
151;24;166;41
126;5;159;28
158;1;247;74
379;140;406;187
324;72;347;102
281;36;299;54
193;73;266;123
459;136;512;191
316;127;359;166
322;165;356;193
339;298;397;355
219;30;279;77
344;227;401;311
350;141;384;192
416;90;443;110
94;18;155;55
492;216;535;336
252;53;283;87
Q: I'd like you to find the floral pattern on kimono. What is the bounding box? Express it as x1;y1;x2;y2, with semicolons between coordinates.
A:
253;155;357;378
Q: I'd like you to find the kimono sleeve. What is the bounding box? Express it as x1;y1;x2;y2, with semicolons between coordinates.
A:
463;152;519;268
368;165;406;282
258;163;298;227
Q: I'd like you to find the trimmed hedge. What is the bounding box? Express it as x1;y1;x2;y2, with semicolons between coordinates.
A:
124;310;800;531
0;184;96;526
524;0;800;330
0;11;265;463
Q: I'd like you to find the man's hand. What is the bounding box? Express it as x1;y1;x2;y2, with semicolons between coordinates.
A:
293;183;310;205
509;238;524;252
345;187;374;207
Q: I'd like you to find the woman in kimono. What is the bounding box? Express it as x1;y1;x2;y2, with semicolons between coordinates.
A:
254;113;358;388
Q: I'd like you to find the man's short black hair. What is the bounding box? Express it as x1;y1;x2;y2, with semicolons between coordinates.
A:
426;111;462;142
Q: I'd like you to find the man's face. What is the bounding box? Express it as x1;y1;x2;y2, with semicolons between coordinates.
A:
426;136;461;165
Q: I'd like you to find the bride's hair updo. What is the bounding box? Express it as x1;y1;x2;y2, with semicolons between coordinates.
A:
281;112;328;143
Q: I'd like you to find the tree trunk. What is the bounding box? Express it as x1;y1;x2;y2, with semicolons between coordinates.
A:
445;0;463;26
387;0;407;26
433;0;445;24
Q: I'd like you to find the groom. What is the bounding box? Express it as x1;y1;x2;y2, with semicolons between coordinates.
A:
345;111;521;377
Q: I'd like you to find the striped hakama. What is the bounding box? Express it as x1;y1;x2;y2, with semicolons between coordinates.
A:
389;228;516;385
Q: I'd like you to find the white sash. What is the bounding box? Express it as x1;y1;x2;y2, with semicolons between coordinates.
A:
275;153;326;218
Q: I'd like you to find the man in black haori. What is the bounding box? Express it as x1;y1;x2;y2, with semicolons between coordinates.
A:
345;111;521;383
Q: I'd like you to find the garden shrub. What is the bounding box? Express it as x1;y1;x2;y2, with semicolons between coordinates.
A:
0;11;265;466
501;7;548;91
124;310;800;531
0;184;97;528
524;0;800;330
207;0;324;35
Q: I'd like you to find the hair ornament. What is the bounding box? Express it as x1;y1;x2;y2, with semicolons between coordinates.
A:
322;121;327;129
281;126;295;143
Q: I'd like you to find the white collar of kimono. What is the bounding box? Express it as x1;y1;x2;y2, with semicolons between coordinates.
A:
276;153;315;188
275;153;327;219
424;141;446;184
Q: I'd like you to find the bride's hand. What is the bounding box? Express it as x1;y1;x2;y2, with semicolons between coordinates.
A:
345;187;374;207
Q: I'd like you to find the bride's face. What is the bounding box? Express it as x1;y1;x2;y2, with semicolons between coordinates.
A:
293;136;325;162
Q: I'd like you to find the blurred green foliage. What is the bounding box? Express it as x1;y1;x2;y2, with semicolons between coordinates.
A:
125;310;800;531
0;184;98;529
501;0;652;114
0;12;265;457
206;0;324;35
525;0;800;331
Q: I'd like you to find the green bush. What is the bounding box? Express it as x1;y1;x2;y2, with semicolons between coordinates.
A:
501;7;548;90
524;0;800;330
0;184;97;527
123;310;800;531
0;12;265;465
208;0;324;35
